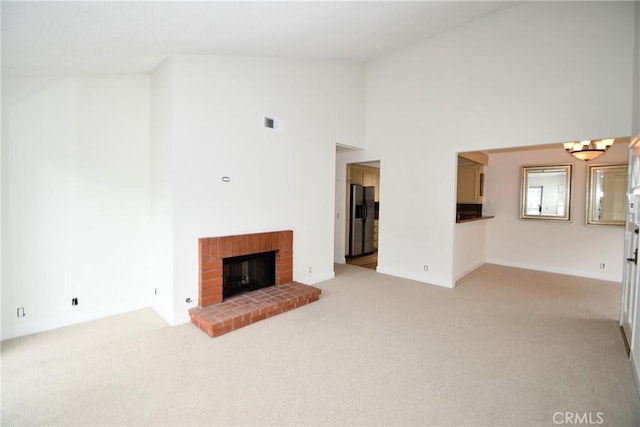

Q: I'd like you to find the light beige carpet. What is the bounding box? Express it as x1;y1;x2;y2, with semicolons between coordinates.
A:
2;263;639;426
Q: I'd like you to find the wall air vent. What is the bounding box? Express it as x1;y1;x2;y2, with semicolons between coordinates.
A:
264;117;275;129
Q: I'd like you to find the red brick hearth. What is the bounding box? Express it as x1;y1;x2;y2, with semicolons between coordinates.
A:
189;282;321;337
190;230;321;337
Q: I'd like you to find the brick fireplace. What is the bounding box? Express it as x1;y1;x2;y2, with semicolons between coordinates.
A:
197;230;294;307
190;230;321;337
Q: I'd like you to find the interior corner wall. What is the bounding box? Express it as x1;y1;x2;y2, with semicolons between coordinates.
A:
453;220;488;281
363;1;634;288
149;58;175;323
334;153;347;264
1;75;151;339
168;55;365;324
485;143;627;282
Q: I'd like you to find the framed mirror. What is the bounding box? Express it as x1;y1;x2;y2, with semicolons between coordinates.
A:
587;164;627;226
520;164;572;221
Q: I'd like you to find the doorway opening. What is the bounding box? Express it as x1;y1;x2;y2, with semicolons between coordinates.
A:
345;162;380;271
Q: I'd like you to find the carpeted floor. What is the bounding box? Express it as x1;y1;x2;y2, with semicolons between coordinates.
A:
2;263;639;426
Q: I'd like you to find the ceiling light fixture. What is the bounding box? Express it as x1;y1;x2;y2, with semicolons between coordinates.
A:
563;138;614;161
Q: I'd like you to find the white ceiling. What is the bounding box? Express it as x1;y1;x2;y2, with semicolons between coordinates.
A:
1;1;517;77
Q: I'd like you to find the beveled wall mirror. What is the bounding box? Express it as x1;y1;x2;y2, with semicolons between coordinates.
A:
587;164;627;226
521;164;572;221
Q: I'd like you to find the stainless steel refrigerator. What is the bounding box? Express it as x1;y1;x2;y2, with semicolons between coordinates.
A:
349;184;375;257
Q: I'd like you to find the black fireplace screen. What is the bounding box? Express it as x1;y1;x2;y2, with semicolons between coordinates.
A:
223;251;276;299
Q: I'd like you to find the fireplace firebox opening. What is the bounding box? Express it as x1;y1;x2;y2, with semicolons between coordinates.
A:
223;251;276;299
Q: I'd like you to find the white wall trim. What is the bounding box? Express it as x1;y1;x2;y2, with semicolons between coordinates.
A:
2;302;150;341
171;311;191;326
631;353;640;399
486;259;622;283
301;271;335;286
454;261;485;282
375;266;454;289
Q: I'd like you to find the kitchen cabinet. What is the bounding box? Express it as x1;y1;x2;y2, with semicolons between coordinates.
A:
349;166;363;185
348;165;380;200
457;158;483;204
373;221;378;249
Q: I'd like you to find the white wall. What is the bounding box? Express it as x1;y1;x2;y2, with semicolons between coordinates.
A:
485;143;627;282
334;156;347;264
149;58;175;322
3;1;635;338
1;76;150;339
344;1;634;288
1;56;365;333
454;219;488;281
168;55;365;324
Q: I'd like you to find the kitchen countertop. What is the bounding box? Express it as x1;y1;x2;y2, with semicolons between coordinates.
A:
456;215;495;224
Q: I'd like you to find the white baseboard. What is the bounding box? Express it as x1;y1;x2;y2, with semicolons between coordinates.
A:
375;265;454;288
172;311;191;326
486;259;622;283
631;352;640;399
2;302;149;341
454;261;485;282
301;271;335;285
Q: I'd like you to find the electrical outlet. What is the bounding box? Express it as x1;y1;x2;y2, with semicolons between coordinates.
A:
424;265;429;272
17;307;25;318
71;298;78;306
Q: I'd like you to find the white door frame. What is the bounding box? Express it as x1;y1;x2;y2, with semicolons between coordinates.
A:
621;138;640;355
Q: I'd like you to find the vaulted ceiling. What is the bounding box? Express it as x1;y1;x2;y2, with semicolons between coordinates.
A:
2;1;517;76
